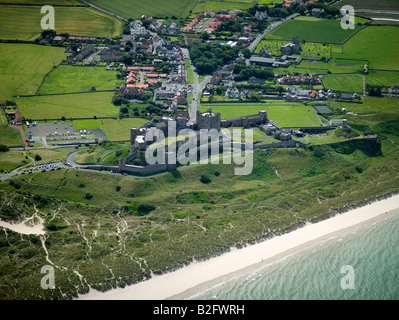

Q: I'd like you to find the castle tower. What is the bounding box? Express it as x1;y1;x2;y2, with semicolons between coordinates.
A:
196;108;221;131
259;110;268;123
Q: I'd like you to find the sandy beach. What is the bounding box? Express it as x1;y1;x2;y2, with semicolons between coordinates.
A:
79;193;399;300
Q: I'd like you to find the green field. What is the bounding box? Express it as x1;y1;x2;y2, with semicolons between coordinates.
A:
16;92;118;120
265;16;362;43
322;74;364;93
69;118;149;141
201;102;321;127
38;65;124;94
0;43;68;101
102;118;149;141
185;59;194;84
89;0;196;19
0;5;123;40
0;126;24;146
192;0;255;13
0;0;79;3
0;151;30;171
333;26;399;70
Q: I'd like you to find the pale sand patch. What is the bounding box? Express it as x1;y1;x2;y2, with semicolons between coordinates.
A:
78;193;399;300
0;215;45;235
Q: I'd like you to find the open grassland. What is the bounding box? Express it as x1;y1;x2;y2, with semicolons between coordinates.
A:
0;0;80;3
265;16;362;43
201;102;321;127
38;65;123;94
333;0;399;11
364;71;399;88
102;118;149;141
0;43;68;101
16;92;118;120
322;74;364;93
0;151;30;171
192;0;255;13
89;0;196;19
0;126;24;146
332;26;399;70
0;5;123;40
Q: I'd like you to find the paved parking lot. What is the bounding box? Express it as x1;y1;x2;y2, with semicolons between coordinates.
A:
28;121;107;147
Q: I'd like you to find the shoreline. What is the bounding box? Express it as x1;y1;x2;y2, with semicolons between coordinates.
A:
78;193;399;300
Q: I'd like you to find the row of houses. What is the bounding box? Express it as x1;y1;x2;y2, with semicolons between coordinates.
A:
277;74;321;85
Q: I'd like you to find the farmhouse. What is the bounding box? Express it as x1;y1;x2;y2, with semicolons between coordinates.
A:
391;85;399;94
249;57;276;67
248;77;266;84
312;8;324;17
280;43;300;55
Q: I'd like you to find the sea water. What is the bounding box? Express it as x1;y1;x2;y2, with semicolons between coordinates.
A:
188;211;399;300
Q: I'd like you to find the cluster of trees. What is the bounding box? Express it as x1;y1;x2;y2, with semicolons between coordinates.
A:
247;0;339;20
216;20;243;33
188;42;240;75
367;85;383;97
233;62;274;82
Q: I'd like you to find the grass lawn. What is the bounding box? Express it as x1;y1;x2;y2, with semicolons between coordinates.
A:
265;16;362;43
38;65;124;94
330;96;399;115
0;43;68;101
201;102;321;127
185;60;194;84
102;118;149;141
192;0;254;13
333;26;399;70
0;126;24;146
0;0;80;3
364;70;399;88
16;92;119;120
89;0;196;19
322;74;364;93
0;151;30;171
26;147;75;163
0;5;123;41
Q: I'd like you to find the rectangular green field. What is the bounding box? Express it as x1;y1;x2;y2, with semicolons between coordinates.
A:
16;92;119;120
201;102;321;127
321;74;364;93
0;0;80;3
192;0;255;13
364;71;399;88
102;118;149;141
265;16;362;43
38;65;124;94
185;59;194;84
0;5;123;40
0;126;24;146
332;26;399;70
89;0;196;19
0;43;68;101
